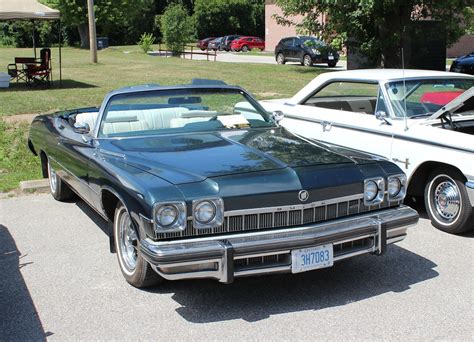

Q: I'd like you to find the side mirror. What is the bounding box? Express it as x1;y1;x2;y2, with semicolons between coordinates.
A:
73;122;90;134
272;110;284;124
375;111;392;126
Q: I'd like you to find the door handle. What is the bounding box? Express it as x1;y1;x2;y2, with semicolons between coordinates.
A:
321;121;332;132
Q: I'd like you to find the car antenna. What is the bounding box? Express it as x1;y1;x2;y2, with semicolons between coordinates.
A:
402;48;408;131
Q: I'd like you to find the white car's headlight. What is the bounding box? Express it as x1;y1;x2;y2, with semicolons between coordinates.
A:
193;198;224;229
387;174;407;201
153;201;186;232
364;178;385;206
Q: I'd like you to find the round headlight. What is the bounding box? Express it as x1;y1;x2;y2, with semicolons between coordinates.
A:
388;177;401;197
365;181;378;201
156;205;178;227
194;201;216;224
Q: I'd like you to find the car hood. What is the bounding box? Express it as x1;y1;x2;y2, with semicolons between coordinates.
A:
455;53;474;64
428;86;474;120
98;127;360;185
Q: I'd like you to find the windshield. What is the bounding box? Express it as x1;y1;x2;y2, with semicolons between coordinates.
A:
302;37;326;47
385;79;474;118
98;88;273;138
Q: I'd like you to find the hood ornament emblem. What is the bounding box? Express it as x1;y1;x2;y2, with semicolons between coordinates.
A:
298;190;309;202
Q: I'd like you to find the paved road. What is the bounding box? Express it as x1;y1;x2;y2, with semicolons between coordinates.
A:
1;194;472;340
150;50;348;70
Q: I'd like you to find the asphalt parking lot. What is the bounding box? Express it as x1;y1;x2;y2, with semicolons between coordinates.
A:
1;193;472;340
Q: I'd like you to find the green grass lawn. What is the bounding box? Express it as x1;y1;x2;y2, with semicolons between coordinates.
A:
0;45;323;191
0;46;322;116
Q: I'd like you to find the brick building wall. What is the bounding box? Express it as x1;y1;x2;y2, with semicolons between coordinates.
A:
447;34;474;57
264;1;303;52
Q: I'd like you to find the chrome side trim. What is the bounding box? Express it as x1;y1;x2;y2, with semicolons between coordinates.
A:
284;113;474;154
465;181;474;206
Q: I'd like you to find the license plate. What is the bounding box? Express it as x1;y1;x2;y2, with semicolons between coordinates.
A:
328;55;334;60
291;245;333;273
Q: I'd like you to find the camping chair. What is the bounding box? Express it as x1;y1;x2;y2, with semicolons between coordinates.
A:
25;48;52;86
7;57;35;83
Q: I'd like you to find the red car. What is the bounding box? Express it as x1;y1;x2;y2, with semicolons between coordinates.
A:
197;37;216;51
230;36;265;52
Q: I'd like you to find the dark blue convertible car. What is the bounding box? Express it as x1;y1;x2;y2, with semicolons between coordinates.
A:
28;79;418;288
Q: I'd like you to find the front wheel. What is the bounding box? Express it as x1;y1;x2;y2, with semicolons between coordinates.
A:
424;169;473;234
276;53;286;65
241;45;249;52
114;202;162;287
302;54;313;67
47;157;74;201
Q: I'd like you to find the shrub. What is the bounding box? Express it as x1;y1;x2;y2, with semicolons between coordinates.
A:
137;32;156;53
160;3;195;56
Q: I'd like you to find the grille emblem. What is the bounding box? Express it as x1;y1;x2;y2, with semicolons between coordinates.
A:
298;190;309;202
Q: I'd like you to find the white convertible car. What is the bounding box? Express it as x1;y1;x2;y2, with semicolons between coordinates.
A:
262;69;474;234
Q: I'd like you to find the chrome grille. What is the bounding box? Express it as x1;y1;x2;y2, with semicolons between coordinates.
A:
156;195;400;240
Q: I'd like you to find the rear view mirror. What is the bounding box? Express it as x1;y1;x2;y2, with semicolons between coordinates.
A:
73;122;90;134
272;110;284;123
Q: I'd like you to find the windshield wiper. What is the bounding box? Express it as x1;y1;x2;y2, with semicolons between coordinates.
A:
408;113;433;119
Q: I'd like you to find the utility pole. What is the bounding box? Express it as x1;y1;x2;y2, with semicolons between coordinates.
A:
87;0;98;63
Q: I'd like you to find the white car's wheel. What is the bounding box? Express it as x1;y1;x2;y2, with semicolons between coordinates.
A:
114;202;162;287
425;169;473;234
47;157;74;201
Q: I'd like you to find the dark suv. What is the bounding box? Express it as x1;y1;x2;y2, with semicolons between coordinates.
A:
275;36;339;67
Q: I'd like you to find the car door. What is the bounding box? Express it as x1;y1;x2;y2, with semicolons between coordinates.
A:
53;118;96;204
283;81;395;158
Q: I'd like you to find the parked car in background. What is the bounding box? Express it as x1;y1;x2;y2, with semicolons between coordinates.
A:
261;69;474;234
450;52;474;75
208;37;223;51
28;79;417;287
275;36;339;67
231;36;265;52
197;37;216;51
221;35;242;51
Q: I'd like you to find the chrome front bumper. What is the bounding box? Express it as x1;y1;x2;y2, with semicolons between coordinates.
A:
140;205;418;283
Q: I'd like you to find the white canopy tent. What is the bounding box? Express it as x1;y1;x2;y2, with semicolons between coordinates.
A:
0;0;60;20
0;0;62;85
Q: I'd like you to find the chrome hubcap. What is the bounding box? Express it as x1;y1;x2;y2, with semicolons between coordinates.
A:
119;210;138;271
304;56;311;66
434;180;460;221
277;54;283;63
48;163;57;193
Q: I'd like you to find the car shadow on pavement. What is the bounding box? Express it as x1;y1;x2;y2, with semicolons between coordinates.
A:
0;225;50;340
75;200;109;236
145;243;438;323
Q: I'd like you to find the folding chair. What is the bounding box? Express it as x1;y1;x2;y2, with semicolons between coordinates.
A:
25;48;52;86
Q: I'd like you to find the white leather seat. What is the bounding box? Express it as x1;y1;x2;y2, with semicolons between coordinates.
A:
102;111;150;135
142;107;190;129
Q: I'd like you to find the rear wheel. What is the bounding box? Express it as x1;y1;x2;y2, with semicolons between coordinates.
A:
424;168;473;234
276;53;286;65
47;157;74;201
114;202;162;288
303;54;313;67
241;45;249;52
328;61;337;67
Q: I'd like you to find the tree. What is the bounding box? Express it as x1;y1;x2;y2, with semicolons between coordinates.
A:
274;0;473;67
193;0;257;38
44;0;154;48
159;3;195;55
